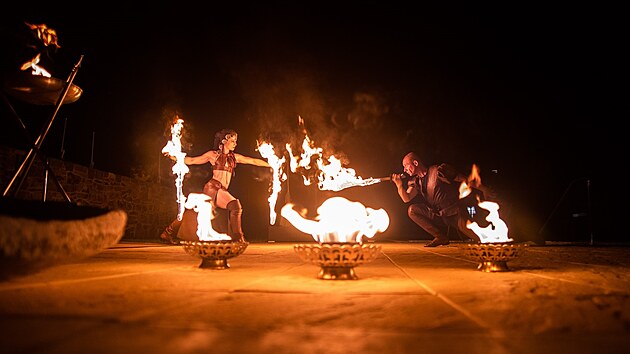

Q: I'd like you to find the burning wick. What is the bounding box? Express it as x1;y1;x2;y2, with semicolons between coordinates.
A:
161;118;189;220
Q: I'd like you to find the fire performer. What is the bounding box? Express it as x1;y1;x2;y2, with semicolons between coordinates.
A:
161;128;270;243
390;152;485;247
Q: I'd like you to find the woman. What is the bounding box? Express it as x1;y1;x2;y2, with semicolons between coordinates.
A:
161;128;270;243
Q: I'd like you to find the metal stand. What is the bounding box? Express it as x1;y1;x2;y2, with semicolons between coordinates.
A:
538;178;594;245
2;55;84;202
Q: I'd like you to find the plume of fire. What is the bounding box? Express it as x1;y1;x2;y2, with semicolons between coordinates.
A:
256;141;287;224
286;126;381;192
459;164;511;243
184;193;231;241
280;197;389;243
161;118;189;220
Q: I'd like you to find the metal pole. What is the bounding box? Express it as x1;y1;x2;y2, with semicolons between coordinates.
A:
4;55;84;201
60;116;67;159
43;169;48;201
587;179;593;246
90;131;95;168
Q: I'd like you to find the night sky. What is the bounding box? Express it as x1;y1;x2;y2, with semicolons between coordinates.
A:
1;3;623;243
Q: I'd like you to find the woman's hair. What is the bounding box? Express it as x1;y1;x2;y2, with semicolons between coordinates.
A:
213;128;237;150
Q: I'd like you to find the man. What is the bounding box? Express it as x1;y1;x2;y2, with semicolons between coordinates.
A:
391;152;481;247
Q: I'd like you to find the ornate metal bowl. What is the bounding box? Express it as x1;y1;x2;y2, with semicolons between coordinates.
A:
462;242;527;272
294;242;382;280
181;240;249;270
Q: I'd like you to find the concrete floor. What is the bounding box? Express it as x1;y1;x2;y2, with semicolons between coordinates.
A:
0;241;629;354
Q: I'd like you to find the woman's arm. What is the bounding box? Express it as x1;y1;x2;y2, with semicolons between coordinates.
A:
184;150;216;165
234;153;270;167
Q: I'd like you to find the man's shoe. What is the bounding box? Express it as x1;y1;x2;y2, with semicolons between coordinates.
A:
425;238;450;247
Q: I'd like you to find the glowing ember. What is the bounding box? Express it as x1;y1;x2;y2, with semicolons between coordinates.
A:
459;164;512;243
281;197;389;243
256;141;287;224
161;117;189;220
184;193;231;241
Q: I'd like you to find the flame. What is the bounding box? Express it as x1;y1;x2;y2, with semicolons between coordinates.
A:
466;200;511;243
459;164;511;243
256;141;287;224
25;22;60;48
316;155;382;191
280;197;389;243
286;119;380;191
161;117;189;220
184;193;231;241
20;23;59;77
20;53;51;77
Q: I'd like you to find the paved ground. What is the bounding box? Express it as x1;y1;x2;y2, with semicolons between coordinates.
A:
0;241;629;354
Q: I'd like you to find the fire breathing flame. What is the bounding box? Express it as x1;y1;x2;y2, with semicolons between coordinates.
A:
161;117;189;220
286;121;380;191
256;141;287;224
280;197;389;243
184;193;231;241
459;164;511;243
316;155;382;191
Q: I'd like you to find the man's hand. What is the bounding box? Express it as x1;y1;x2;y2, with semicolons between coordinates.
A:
391;173;404;187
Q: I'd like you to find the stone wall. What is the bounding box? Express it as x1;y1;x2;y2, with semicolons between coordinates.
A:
0;145;176;241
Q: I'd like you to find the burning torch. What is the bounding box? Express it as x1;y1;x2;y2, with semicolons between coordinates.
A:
376;173;406;182
161;118;189;221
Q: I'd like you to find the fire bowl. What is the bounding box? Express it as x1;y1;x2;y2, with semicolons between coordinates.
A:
462;242;527;272
294;242;382;280
181;240;249;270
0;198;127;280
4;72;83;105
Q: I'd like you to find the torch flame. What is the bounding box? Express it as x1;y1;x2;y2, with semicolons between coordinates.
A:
161;117;189;220
257;141;287;224
184;193;231;241
280;197;389;243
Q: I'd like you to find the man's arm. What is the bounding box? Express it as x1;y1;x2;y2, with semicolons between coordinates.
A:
392;174;418;203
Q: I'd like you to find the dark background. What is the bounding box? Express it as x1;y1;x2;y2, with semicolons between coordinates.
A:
0;3;624;244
